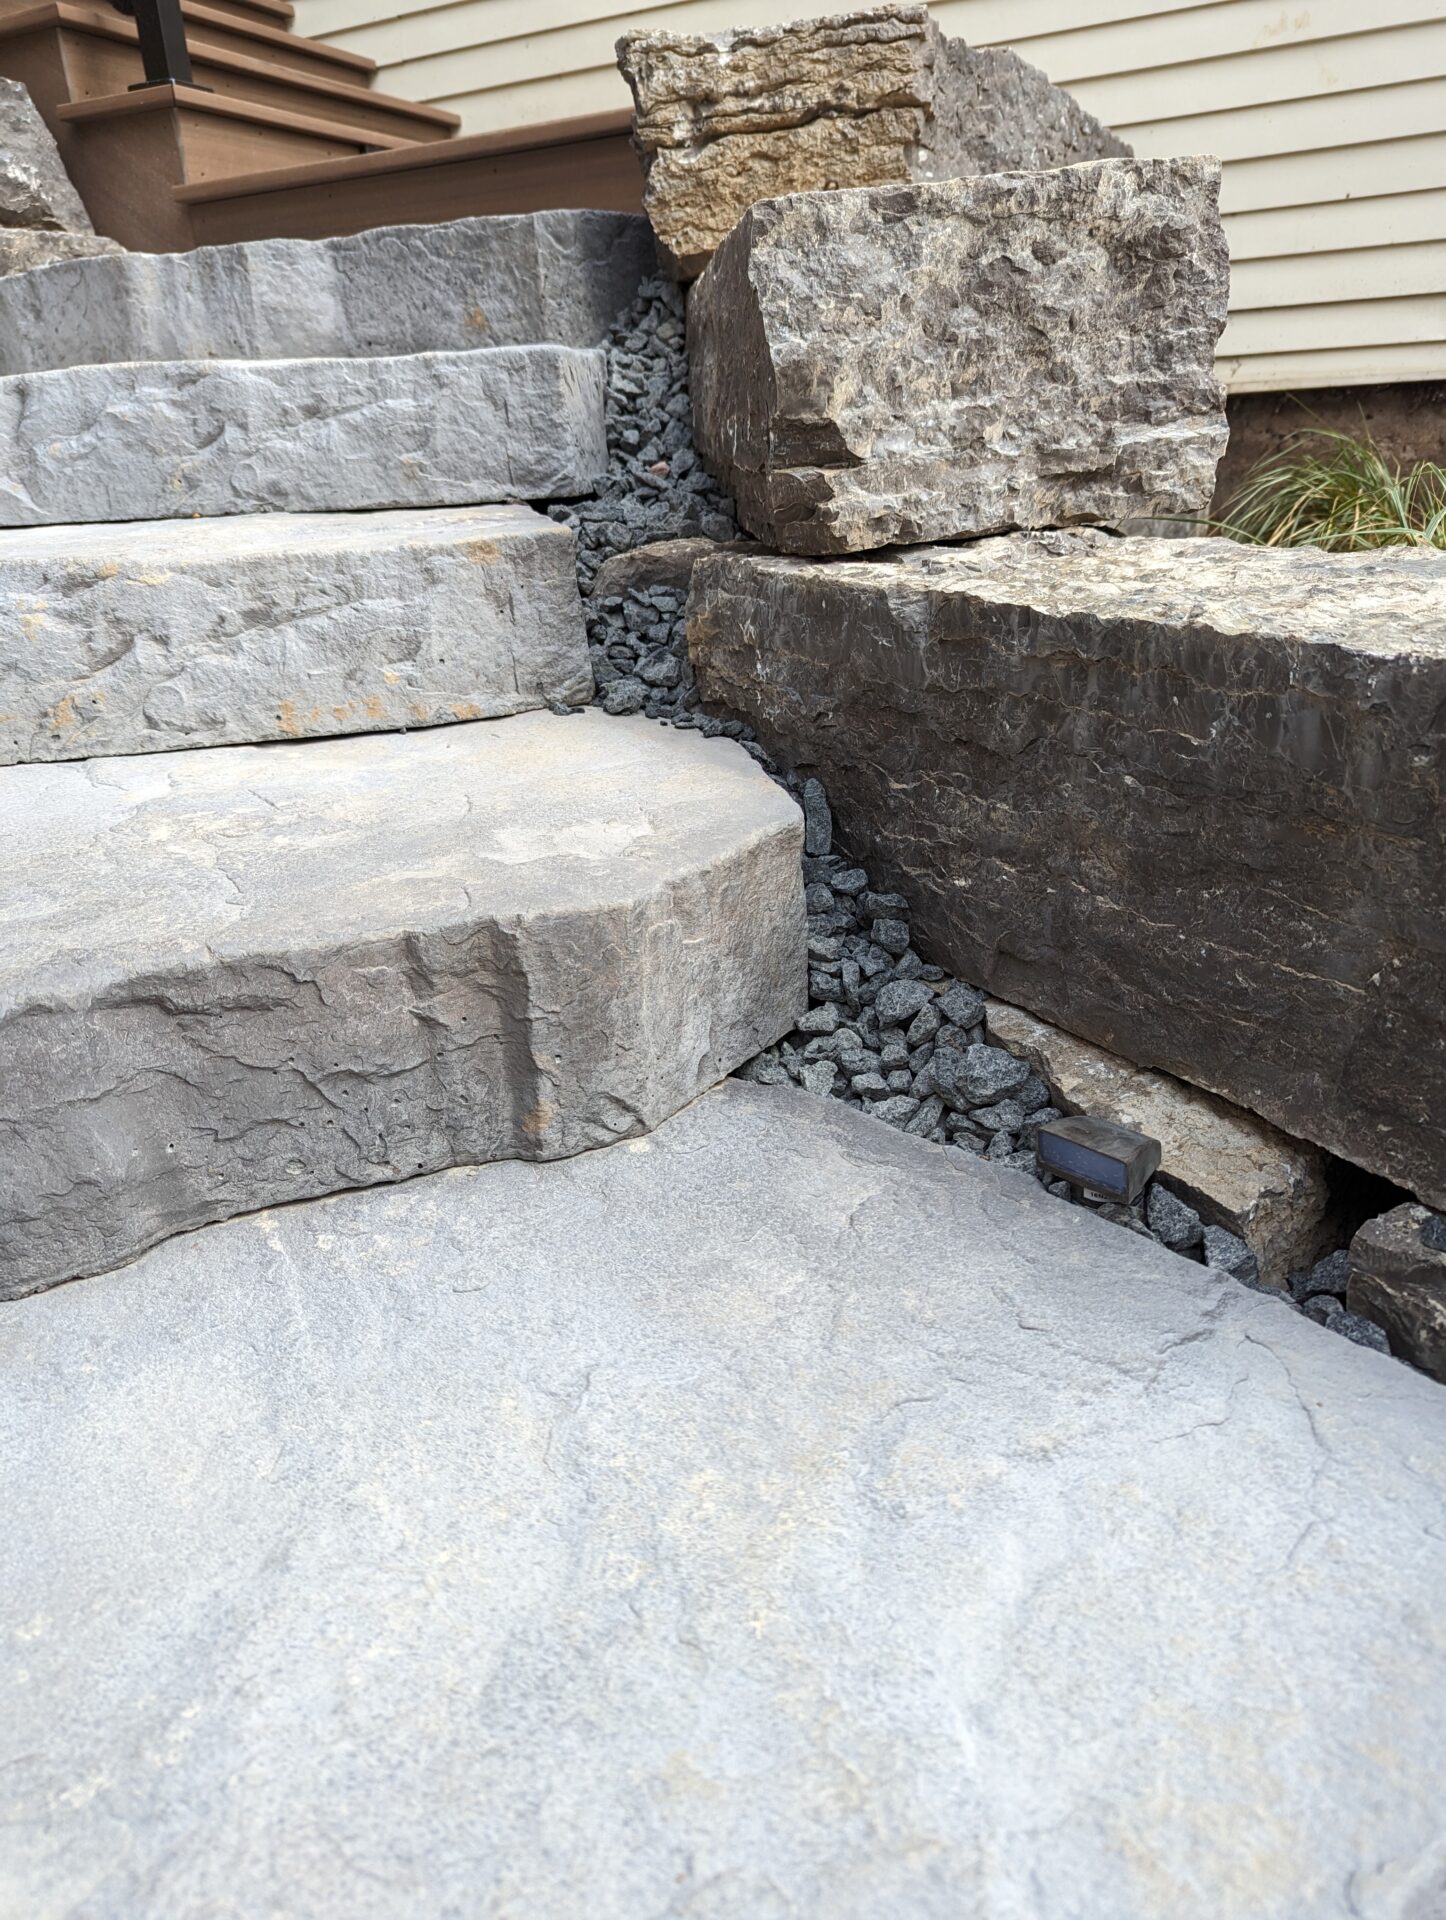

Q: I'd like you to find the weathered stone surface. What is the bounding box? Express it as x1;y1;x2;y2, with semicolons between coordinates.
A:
0;77;93;233
0;346;607;526
587;533;751;600
0;506;591;765
1349;1204;1446;1382
617;5;1128;279
0;211;655;376
688;157;1228;553
4;1081;1445;1919
0;712;804;1297
0;227;120;276
985;997;1330;1287
688;533;1446;1203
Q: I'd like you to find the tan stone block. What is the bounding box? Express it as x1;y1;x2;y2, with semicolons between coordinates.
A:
984;998;1330;1288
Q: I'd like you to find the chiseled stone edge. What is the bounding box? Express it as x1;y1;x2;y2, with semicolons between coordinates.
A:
0;507;593;766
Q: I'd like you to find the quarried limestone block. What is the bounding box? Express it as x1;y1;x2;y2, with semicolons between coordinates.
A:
984;997;1330;1287
0;77;94;233
687;158;1228;554
0;506;591;765
1348;1205;1446;1382
688;533;1446;1203
0;346;607;526
0;711;805;1296
0;211;655;375
617;5;1128;279
0;228;120;276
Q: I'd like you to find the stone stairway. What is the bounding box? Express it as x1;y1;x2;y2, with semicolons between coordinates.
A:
0;207;805;1299
0;0;462;250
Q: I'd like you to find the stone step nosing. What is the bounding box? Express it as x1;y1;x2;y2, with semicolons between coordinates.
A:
0;504;592;765
0;709;806;1297
0;345;609;528
0;209;657;375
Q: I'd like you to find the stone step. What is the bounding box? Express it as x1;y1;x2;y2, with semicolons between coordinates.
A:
0;211;655;376
3;1080;1443;1915
0;711;804;1297
0;506;590;766
0;345;607;528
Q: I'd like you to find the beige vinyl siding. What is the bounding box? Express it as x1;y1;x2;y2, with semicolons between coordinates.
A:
291;0;1446;392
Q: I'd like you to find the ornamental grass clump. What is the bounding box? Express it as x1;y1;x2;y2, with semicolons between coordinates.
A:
1216;426;1446;551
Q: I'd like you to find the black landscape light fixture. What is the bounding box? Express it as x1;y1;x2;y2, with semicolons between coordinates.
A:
1035;1115;1162;1206
112;0;207;90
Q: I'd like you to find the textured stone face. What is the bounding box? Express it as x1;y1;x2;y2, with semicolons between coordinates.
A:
0;78;94;233
688;534;1446;1203
4;1082;1445;1918
1349;1204;1446;1382
0;346;608;527
687;158;1228;554
0;507;591;766
984;998;1330;1287
0;227;120;276
0;712;805;1297
0;211;656;376
617;6;1128;279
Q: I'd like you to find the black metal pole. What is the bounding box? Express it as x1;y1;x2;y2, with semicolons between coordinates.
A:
112;0;207;90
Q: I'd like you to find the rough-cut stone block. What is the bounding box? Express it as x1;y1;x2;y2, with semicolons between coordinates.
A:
984;997;1330;1287
617;5;1128;278
688;156;1227;554
688;533;1446;1203
587;533;751;600
4;1081;1445;1918
0;506;590;766
0;712;804;1297
0;211;655;376
1349;1204;1446;1382
0;227;120;276
0;346;607;527
0;77;93;233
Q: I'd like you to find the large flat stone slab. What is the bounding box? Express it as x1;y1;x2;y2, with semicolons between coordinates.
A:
687;156;1228;553
689;533;1446;1203
985;997;1330;1287
0;711;804;1296
618;5;1128;279
0;76;94;233
3;1081;1443;1917
0;210;655;376
0;346;607;527
0;506;590;765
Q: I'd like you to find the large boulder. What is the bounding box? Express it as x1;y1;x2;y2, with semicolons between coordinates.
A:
687;157;1228;555
0;77;94;234
617;4;1128;279
688;532;1446;1205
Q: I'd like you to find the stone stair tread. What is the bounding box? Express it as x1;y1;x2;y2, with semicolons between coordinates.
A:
1;710;804;1295
0;505;591;765
0;210;655;374
0;343;608;526
2;1078;1442;1913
